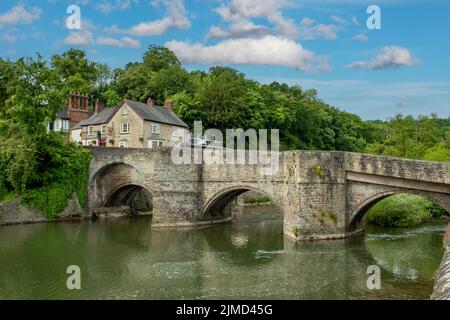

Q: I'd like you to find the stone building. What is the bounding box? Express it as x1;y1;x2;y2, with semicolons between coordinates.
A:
72;98;189;148
48;92;92;133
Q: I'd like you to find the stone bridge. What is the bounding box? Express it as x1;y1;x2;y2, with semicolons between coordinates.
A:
87;147;450;240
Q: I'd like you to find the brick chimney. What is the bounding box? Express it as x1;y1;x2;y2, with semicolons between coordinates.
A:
147;97;154;107
67;92;90;128
165;99;173;112
95;99;104;114
68;92;89;111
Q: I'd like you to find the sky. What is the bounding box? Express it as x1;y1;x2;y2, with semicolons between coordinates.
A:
0;0;450;120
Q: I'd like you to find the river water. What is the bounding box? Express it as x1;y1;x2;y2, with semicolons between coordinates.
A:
0;205;446;300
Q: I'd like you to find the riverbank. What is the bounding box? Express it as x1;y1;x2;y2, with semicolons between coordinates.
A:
0;195;86;226
0;197;157;226
365;194;449;228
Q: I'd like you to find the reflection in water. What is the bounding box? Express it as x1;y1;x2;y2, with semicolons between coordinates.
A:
0;206;446;300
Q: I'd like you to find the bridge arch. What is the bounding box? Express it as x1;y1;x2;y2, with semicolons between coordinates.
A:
348;189;449;231
89;161;155;210
104;183;153;208
201;185;284;220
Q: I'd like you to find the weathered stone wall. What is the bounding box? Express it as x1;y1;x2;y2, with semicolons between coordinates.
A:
344;153;450;231
88;148;450;240
108;102;145;148
431;224;450;300
346;181;450;231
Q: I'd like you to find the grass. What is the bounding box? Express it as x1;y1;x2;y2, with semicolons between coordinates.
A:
365;194;449;228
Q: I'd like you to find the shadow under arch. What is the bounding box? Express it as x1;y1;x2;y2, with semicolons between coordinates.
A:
348;190;449;232
90;162;155;211
104;183;153;208
202;185;283;220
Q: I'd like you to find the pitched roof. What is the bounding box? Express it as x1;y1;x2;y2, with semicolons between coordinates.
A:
71;99;188;130
72;106;118;130
57;108;70;119
123;99;188;128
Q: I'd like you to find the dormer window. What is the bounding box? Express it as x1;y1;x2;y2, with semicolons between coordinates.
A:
122;106;128;115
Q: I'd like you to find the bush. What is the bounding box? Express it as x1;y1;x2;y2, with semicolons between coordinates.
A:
244;196;272;204
21;141;91;220
365;194;448;227
1;134;91;220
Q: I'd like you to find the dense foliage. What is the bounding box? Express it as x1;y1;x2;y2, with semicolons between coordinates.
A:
365;194;448;227
0;54;91;219
0;45;448;220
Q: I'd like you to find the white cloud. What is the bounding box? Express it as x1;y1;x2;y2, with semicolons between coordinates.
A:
97;0;139;14
351;16;360;25
347;46;420;70
353;34;368;42
107;0;190;36
268;11;297;36
63;19;96;46
0;33;26;44
165;35;330;72
210;0;297;38
207;21;272;39
215;0;290;22
298;18;340;40
330;15;348;25
0;5;42;26
97;36;140;48
64;30;94;46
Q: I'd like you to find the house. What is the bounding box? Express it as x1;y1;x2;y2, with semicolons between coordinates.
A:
71;100;112;146
48;92;92;133
72;97;189;148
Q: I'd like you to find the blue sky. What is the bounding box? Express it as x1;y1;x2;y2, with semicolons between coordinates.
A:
1;0;449;120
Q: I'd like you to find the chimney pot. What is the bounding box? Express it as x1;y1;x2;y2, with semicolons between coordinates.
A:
147;97;154;107
165;99;173;112
95;99;104;114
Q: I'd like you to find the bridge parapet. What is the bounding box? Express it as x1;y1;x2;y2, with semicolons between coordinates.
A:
344;152;450;184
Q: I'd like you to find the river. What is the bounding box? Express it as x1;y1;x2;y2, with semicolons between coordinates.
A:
0;205;446;300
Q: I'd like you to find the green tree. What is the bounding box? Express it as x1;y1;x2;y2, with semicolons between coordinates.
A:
142;45;181;72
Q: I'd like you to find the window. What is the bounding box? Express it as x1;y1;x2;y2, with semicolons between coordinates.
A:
101;125;106;134
120;123;130;134
119;141;128;148
122;106;128;115
62;120;69;132
148;140;163;149
151;123;160;134
88;126;94;135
